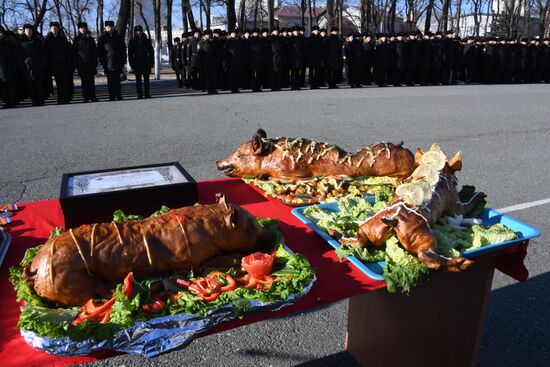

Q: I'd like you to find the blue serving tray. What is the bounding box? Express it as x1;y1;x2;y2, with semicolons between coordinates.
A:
292;201;541;281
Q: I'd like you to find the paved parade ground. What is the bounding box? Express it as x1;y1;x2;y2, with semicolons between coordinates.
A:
1;83;549;366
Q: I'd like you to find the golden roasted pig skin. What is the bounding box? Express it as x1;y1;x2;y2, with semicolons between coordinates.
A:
23;194;274;307
354;154;486;272
217;129;415;179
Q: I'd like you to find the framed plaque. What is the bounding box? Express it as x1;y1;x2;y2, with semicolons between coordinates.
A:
60;162;198;228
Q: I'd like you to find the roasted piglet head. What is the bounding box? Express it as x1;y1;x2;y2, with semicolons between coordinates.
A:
217;129;272;177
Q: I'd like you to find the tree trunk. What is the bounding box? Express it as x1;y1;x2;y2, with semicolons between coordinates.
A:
96;0;104;35
116;0;132;39
267;0;274;31
227;0;238;31
129;0;134;40
181;0;188;33
441;0;450;32
205;0;211;30
138;1;152;39
253;0;258;28
239;0;247;30
308;0;313;33
154;0;162;80
184;0;197;31
337;0;343;34
455;0;462;34
301;0;306;28
389;0;397;33
33;0;48;29
326;0;335;29
425;0;435;34
166;0;173;50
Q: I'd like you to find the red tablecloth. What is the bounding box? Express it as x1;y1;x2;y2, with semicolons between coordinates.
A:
0;178;530;366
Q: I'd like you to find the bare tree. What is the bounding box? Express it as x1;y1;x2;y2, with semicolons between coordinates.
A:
267;0;274;31
115;0;131;39
137;0;152;38
166;0;173;50
154;0;161;79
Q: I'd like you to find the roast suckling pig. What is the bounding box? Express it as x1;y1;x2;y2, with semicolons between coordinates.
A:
23;194;275;307
353;150;486;272
217;129;415;179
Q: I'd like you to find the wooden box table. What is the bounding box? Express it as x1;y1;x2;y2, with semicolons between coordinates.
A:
0;178;530;367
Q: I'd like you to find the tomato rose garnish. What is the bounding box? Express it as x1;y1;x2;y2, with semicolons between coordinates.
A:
241;252;275;277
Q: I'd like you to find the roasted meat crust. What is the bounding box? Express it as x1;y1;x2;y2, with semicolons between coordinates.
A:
217;129;415;179
24;194;274;307
354;155;486;272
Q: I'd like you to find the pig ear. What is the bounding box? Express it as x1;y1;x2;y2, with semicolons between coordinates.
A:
256;129;267;139
251;134;268;155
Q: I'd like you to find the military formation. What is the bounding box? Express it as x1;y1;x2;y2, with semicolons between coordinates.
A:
1;21;550;108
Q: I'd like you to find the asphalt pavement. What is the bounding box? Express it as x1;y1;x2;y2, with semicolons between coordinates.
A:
1;82;549;367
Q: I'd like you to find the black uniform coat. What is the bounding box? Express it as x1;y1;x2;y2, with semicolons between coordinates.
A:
269;35;284;72
44;32;72;75
307;34;323;68
19;34;45;80
97;31;126;72
170;43;181;71
0;35;19;82
325;34;343;70
223;37;242;74
128;35;154;74
344;39;364;71
198;38;220;68
73;32;98;76
247;36;264;71
290;34;306;69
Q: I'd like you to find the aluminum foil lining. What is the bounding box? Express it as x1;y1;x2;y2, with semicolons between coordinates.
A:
21;276;315;358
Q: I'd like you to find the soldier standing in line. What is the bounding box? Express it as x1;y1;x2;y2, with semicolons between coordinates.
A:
483;37;499;84
417;32;432;85
128;25;154;99
239;29;251;89
318;28;328;87
509;38;521;83
430;32;444;85
391;32;406;86
441;30;458;85
213;29;227;90
44;21;73;104
344;32;364;88
198;29;219;94
542;38;550;83
361;34;374;86
298;27;307;87
269;27;283;91
73;22;98;102
281;28;291;88
223;28;242;93
0;26;19;108
187;30;202;90
462;36;478;84
171;37;183;87
181;33;191;88
19;24;45;106
497;38;512;84
248;28;264;92
535;38;545;82
405;32;419;86
289;26;305;90
307;25;323;89
374;33;391;87
97;20;126;101
260;28;271;89
324;28;342;88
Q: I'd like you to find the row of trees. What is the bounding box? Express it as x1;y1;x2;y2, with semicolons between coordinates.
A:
1;0;549;38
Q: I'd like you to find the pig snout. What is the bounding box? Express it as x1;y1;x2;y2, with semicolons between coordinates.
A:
216;159;235;175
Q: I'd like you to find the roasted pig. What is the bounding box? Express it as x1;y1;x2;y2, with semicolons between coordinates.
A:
217;129;415;179
23;194;275;307
353;150;486;272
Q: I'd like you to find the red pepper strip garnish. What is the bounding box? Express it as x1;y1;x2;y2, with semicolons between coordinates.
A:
82;297;117;316
175;278;191;288
207;271;237;292
200;291;221;302
122;272;134;296
142;299;166;313
188;277;222;296
100;307;114;324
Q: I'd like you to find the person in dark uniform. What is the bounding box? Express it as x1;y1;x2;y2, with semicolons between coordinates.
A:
497;38;512;83
198;29;219;94
248;28;264;92
268;27;283;91
483;37;499;84
441;30;458;84
391;32;406;86
534;38;544;82
289;26;305;90
44;21;73;104
318;28;328;87
171;37;183;87
19;24;45;106
542;38;550;83
281;28;291;88
128;25;154;99
98;20;126;101
324;28;342;89
344;32;364;88
374;33;391;87
307;26;323;89
509;38;521;83
298;27;307;87
0;26;19;108
213;29;227;90
361;34;375;85
260;28;271;89
187;30;202;90
430;32;444;85
239;29;251;89
405;32;419;86
73;22;98;102
462;36;478;84
181;33;190;88
528;38;539;83
417;32;432;85
223;29;242;93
